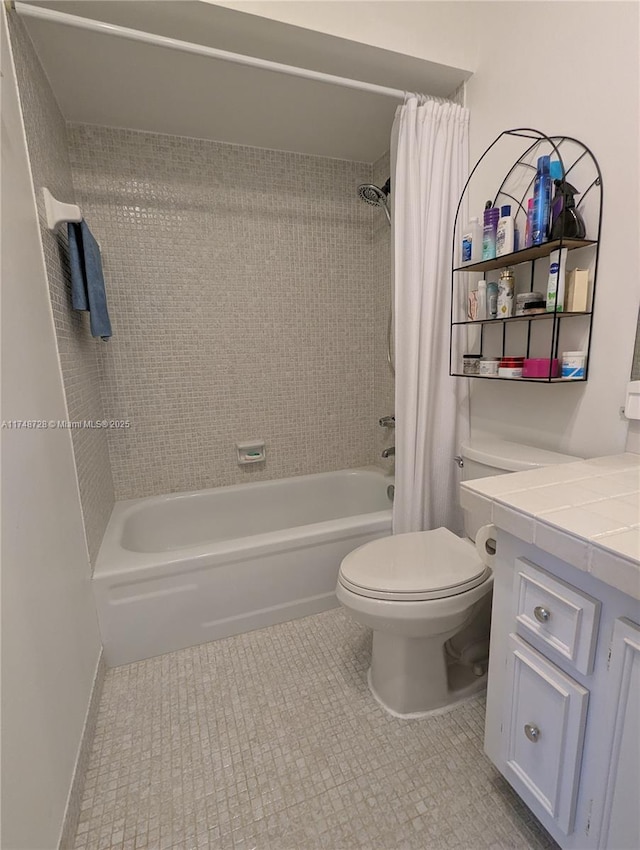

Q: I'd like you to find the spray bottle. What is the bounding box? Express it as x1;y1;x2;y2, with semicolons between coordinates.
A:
532;156;552;245
550;180;586;239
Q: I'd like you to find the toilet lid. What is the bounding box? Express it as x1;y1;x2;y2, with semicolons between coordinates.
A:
338;528;490;601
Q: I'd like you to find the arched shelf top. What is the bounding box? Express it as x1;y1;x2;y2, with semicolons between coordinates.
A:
453;128;603;243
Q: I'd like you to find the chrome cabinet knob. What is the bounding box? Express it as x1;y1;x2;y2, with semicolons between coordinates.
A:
524;723;541;743
534;606;551;623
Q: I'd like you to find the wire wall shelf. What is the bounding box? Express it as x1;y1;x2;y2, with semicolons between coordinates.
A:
449;128;603;383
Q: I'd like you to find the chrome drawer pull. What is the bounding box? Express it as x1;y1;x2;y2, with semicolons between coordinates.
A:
534;606;551;623
524;723;541;743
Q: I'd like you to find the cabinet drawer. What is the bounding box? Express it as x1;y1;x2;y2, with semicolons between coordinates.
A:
514;558;600;675
503;634;589;835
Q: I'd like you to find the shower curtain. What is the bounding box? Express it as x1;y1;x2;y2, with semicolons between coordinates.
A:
391;96;470;534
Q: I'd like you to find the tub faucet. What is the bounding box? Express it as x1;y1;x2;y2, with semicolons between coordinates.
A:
379;416;395;428
381;446;395;459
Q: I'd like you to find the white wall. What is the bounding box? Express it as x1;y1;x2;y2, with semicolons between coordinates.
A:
217;1;640;458
464;1;640;457
0;8;103;848
207;1;482;71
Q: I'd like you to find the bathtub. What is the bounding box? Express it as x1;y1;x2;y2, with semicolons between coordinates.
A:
93;468;393;665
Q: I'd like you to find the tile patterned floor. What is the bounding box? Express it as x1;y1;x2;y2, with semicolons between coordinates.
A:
74;609;558;850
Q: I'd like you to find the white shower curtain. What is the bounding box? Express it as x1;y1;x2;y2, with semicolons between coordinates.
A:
391;96;470;534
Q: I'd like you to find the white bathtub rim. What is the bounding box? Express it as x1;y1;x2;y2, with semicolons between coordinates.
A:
94;509;392;583
104;467;389;543
111;465;390;516
96;467;393;580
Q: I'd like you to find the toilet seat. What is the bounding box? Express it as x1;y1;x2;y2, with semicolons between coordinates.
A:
338;527;490;601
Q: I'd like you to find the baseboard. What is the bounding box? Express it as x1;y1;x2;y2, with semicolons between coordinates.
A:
58;650;106;850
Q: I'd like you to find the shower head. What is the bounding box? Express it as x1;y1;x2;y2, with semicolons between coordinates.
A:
358;183;388;206
358;181;391;224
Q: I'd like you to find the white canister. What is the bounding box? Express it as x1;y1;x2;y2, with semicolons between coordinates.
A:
561;351;586;379
479;357;500;376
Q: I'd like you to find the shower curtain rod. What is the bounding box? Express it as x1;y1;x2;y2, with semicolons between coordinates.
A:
14;2;409;100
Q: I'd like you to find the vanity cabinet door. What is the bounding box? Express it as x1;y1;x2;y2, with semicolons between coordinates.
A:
502;634;589;836
596;618;640;850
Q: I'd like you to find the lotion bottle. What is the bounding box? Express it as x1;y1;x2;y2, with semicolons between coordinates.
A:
496;205;515;256
546;247;567;312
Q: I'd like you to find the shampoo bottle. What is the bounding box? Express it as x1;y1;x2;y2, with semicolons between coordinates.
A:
482;202;500;260
496;205;515;256
532;156;552;245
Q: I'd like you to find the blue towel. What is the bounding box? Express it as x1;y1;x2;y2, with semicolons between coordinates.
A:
68;220;112;340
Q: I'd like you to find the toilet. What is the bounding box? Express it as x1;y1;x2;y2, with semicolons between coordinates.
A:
336;437;580;717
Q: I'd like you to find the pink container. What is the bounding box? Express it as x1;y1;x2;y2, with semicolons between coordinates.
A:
522;358;560;379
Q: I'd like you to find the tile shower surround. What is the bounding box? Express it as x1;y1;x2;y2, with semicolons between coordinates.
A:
68;124;394;500
72;609;558;850
8;13;115;565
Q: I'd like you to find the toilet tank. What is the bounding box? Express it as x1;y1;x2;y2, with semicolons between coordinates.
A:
460;437;581;540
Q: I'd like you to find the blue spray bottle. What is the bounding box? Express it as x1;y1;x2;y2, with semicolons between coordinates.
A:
532;155;552;245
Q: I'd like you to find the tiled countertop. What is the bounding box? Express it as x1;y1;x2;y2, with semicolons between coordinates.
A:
461;452;640;599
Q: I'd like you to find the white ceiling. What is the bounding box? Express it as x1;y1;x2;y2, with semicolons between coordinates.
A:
20;1;471;163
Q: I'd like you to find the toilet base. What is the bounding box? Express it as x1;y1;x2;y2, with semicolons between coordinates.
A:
368;629;488;718
367;667;487;720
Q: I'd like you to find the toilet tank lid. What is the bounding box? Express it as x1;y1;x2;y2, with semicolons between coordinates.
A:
461;438;581;472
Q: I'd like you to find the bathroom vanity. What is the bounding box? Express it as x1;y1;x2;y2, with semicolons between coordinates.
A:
461;453;640;849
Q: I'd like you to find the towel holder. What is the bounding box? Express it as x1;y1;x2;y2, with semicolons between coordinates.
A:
43;187;82;230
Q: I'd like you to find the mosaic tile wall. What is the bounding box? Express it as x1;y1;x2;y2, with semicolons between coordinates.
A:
68;124;392;499
8;13;115;565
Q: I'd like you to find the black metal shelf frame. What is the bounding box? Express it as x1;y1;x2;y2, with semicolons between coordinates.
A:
449;128;603;383
452;311;591;328
450;373;587;384
453;238;597;274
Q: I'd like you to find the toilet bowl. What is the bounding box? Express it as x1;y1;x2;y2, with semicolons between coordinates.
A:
336;437;581;718
337;528;493;716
